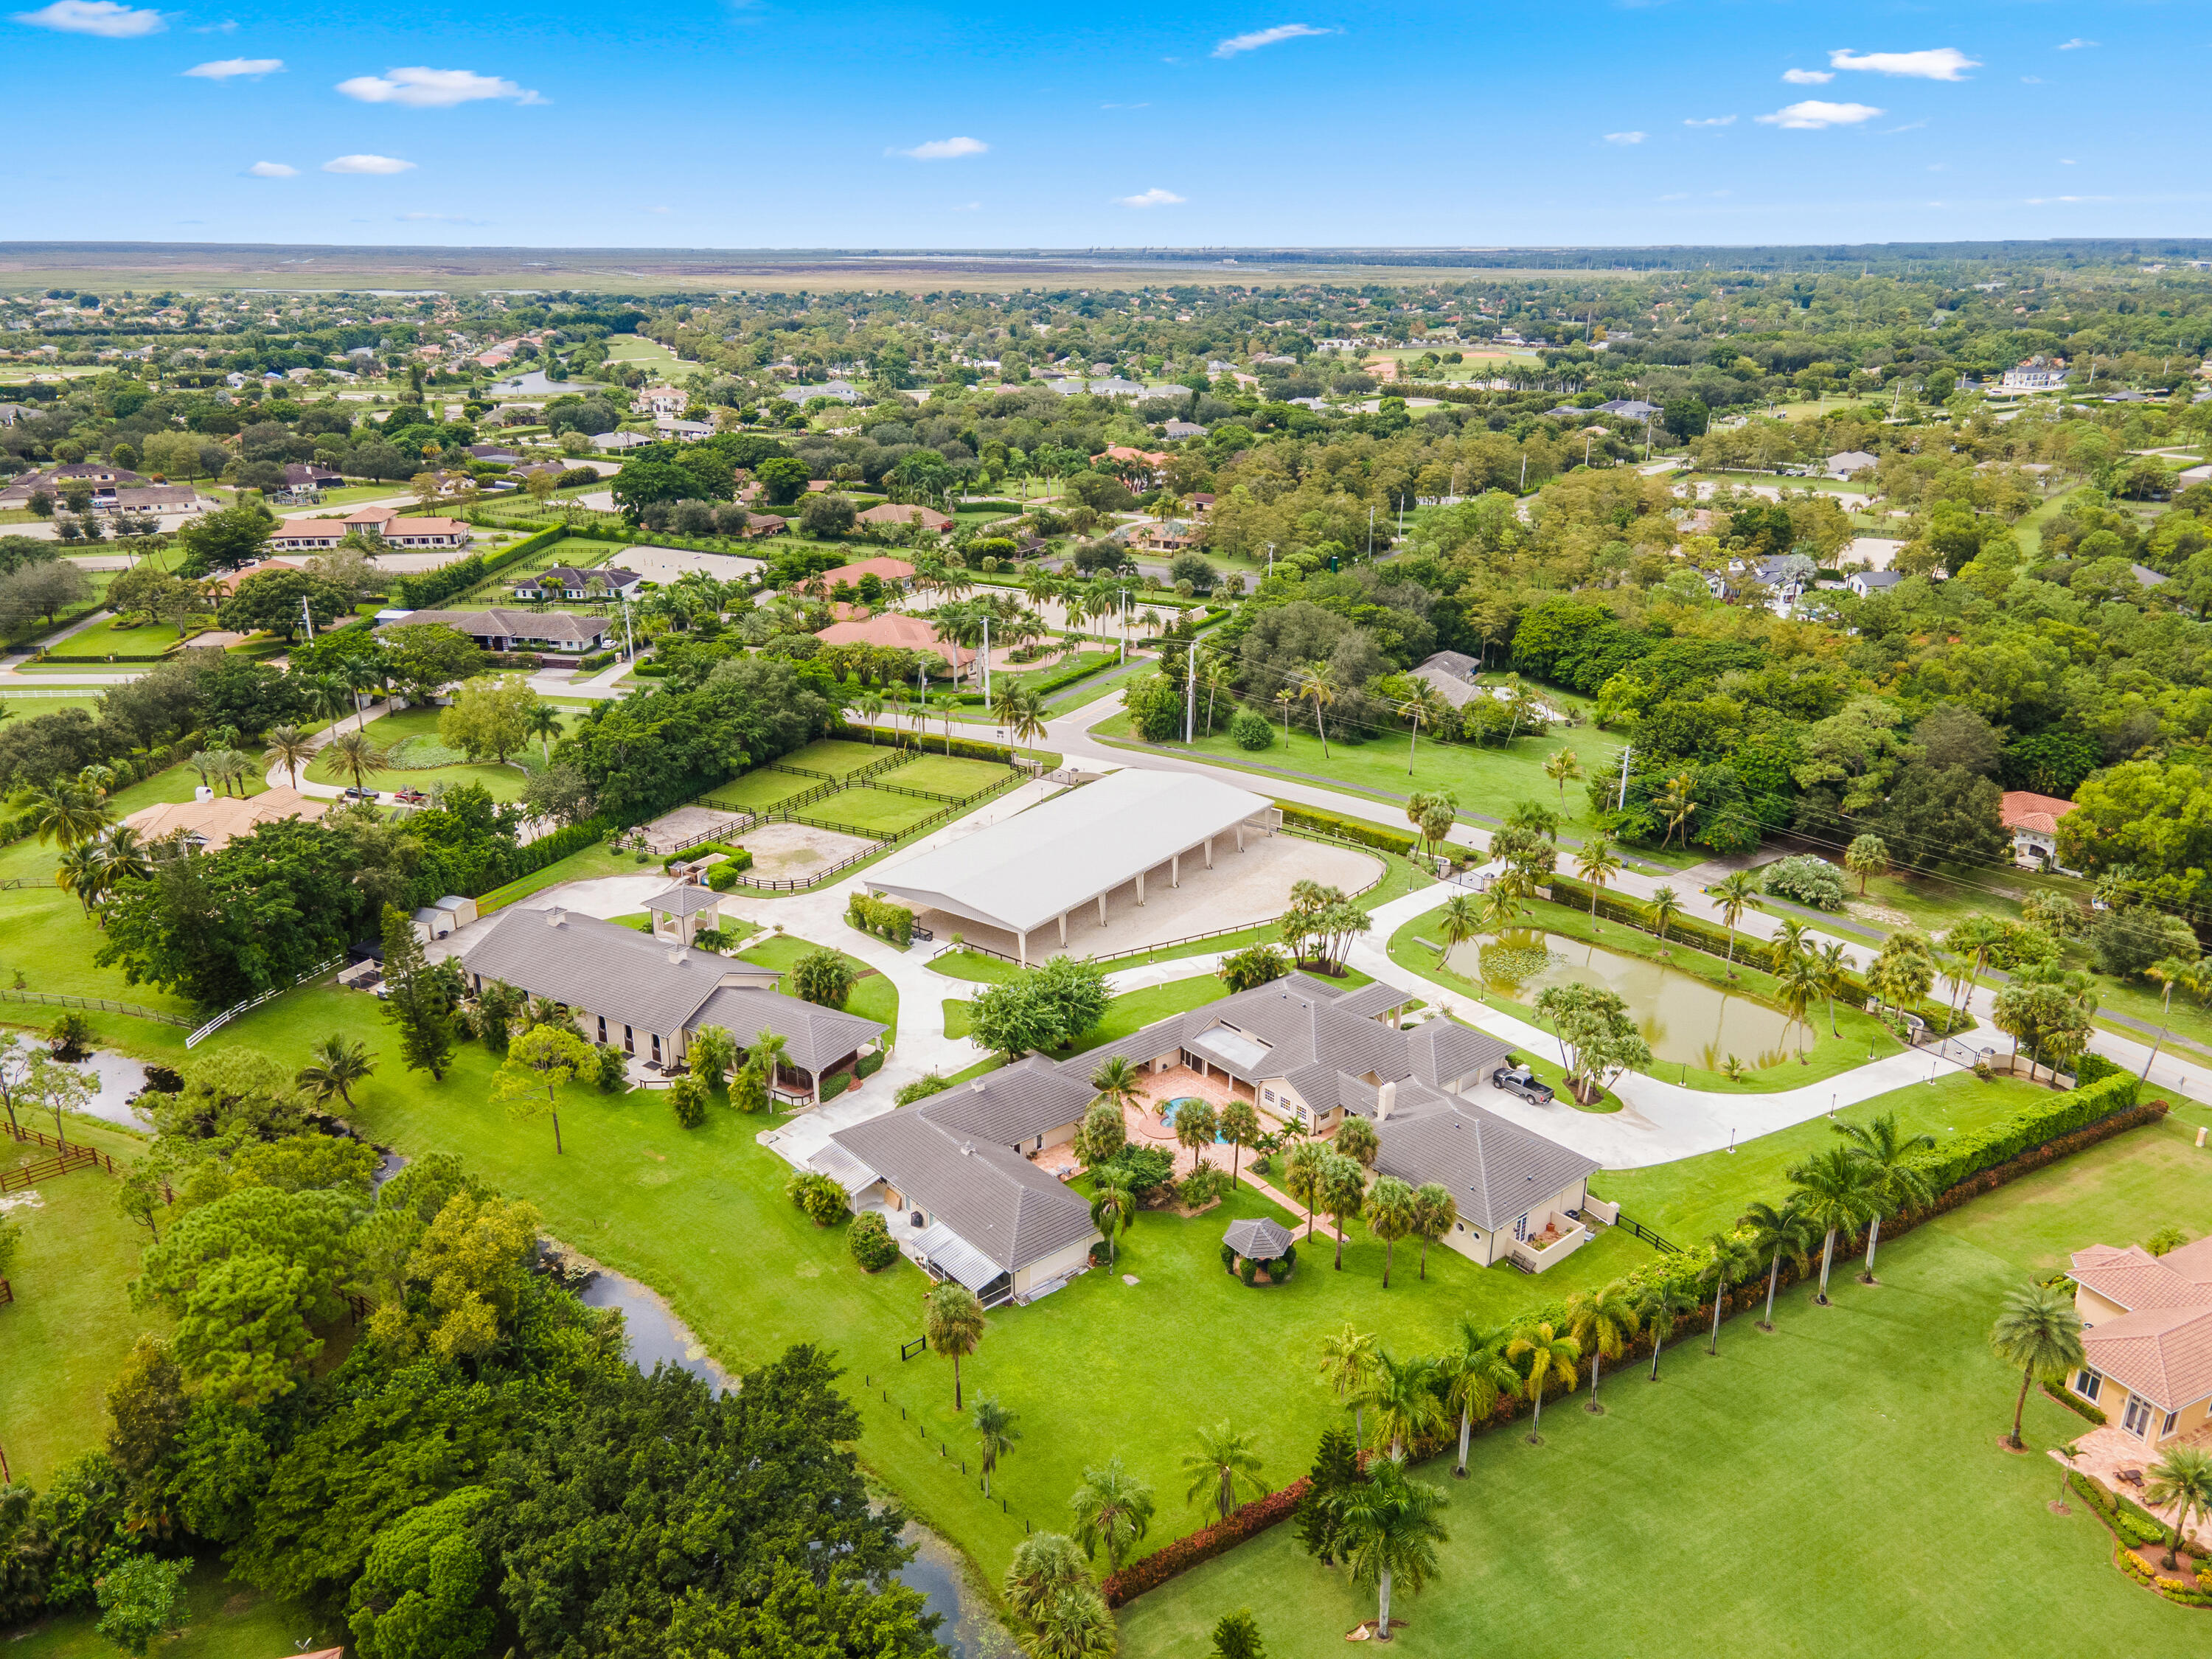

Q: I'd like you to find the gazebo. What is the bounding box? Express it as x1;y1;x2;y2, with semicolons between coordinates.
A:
1222;1216;1295;1284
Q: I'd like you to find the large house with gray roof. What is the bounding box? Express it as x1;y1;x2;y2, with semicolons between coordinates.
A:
445;899;887;1099
818;973;1602;1298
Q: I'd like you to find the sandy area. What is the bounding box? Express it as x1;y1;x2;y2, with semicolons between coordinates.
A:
619;545;768;585
738;820;880;879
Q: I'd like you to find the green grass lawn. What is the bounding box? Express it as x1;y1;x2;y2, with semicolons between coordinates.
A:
812;786;943;836
736;932;900;1032
6;1559;333;1659
306;706;540;803
40;613;203;658
0;1132;167;1489
890;754;1020;797
783;737;896;778
1386;894;1909;1095
703;770;818;814
1116;1186;2201;1658
942;973;1229;1054
476;838;650;914
0;694;101;723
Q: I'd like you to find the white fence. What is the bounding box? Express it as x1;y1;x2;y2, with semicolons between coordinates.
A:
186;954;343;1048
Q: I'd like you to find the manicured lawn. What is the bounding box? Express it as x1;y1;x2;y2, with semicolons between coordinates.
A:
0;694;100;723
40;613;203;658
813;786;943;836
1116;1208;2197;1658
477;838;648;913
783;737;896;778
942;973;1231;1054
1386;894;1909;1095
306;706;540;802
6;1559;331;1659
703;770;818;813
737;932;900;1032
0;1133;167;1489
888;754;1020;797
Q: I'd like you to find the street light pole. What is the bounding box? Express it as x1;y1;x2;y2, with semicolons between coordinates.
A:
1184;639;1197;743
1615;743;1633;812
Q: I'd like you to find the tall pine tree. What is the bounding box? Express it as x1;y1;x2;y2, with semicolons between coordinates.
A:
1293;1424;1360;1565
380;904;456;1080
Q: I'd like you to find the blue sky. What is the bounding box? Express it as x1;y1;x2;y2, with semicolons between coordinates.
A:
7;1;2200;249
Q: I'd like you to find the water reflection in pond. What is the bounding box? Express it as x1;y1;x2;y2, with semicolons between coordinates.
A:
1450;929;1798;1071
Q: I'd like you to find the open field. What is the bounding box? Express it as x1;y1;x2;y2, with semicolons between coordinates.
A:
702;768;818;814
305;705;543;802
4;1559;331;1659
813;785;945;835
891;754;1020;796
784;737;897;777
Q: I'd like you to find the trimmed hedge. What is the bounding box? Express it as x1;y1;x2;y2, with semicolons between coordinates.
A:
393;523;566;608
1278;802;1419;858
2043;1380;2107;1426
833;723;1022;765
1100;1480;1308;1608
1919;1071;2137;1189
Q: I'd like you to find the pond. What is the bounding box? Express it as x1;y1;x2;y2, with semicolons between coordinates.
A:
577;1259;1012;1656
1448;929;1800;1072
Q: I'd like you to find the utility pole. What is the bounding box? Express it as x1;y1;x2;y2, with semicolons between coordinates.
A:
981;613;991;701
622;596;636;662
1366;505;1374;561
1184;639;1197;742
1616;744;1634;811
300;594;316;644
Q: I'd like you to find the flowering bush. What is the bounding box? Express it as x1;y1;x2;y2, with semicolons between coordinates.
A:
1099;1479;1310;1607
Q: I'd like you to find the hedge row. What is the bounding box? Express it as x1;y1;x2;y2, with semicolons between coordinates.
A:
2073;1472;2212;1603
1278;802;1419;858
1545;874;1972;1037
393;524;567;608
1920;1071;2138;1188
1099;1480;1309;1607
830;723;1020;765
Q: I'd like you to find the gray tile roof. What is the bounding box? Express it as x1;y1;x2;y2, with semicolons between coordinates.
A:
648;885;720;917
1345;1076;1601;1231
456;905;775;1037
1405;1018;1516;1090
689;984;886;1074
1223;1217;1295;1259
1079;974;1416;1089
913;1055;1093;1148
394;608;609;646
830;1110;1097;1274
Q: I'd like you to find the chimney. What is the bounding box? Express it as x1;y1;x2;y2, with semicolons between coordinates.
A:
546;905;566;928
668;945;686;965
1376;1080;1397;1121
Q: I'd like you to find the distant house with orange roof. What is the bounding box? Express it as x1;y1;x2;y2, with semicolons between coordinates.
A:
2065;1237;2212;1448
1998;790;2076;869
1094;444;1172;476
122;785;327;852
270;505;470;553
816;556;917;589
855;503;954;533
815;611;973;672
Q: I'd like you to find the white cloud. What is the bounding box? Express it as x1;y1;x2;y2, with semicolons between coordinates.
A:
1603;131;1646;145
1827;47;1980;81
644;204;669;214
2060;158;2076;165
337;66;541;107
1213;23;1332;58
1115;187;1186;208
1756;100;1885;129
13;1;164;36
892;136;987;160
952;201;981;212
246;160;295;177
2020;76;2042;85
184;55;279;77
1683;115;1736;127
1781;68;1833;85
322;153;414;174
1657;192;1689;201
2058;38;2097;51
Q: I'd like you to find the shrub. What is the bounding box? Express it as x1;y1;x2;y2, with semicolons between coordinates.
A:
855;1048;886;1078
706;863;740;891
1091;1143;1175;1195
669;1075;707;1128
729;1063;768;1113
849;1209;899;1270
821;1070;852;1101
1916;1071;2138;1190
1277;803;1419;857
1761;854;1848;911
1220;1241;1239;1273
787;1169;849;1225
846;891;915;946
792;947;858;1008
1230;709;1273;750
896;1073;952;1105
1099;1480;1309;1607
2072;1050;2126;1088
1237;1255;1259;1284
1248;1154;1272;1177
49;1010;93;1062
594;1044;628;1092
1219;942;1292;992
1178;1164;1229;1207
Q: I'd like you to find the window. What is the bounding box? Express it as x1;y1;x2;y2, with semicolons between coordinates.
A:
650;1034;663;1063
623;1025;634;1055
2076;1369;2101;1403
2163;1411;2179;1438
2123;1397;2153;1437
597;1015;606;1044
1514;1213;1528;1242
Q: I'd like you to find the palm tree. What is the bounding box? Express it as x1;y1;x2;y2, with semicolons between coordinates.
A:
524;701;563;762
1788;1146;1878;1304
973;1397;1020;1498
1742;1198;1814;1330
1320;1153;1368;1271
1218;1099;1259;1189
1089;1175;1135;1266
1172;1096;1219;1170
1646;885;1683;954
1709;871;1763;970
1337;1452;1449;1643
1506;1322;1581;1444
1564;1284;1639;1413
55;841;103;915
1988;1282;2084;1450
1032;1588;1116;1659
1002;1532;1088;1627
1068;1456;1155;1571
262;725;315;790
995;683;1048;762
1573;835;1623;925
923;1281;987;1410
1440;1321;1519;1477
1298;661;1337;758
296;1034;376;1109
1635;1281;1697;1382
1397;681;1447;773
1815;939;1852;1037
2143;1446;2212;1573
1318;1322;1381;1444
1088;1054;1141;1116
1775;948;1826;1059
1833;1111;1937;1282
1435;892;1482;965
1284;1139;1330;1240
1365;1175;1419;1287
10;781;112;849
1545;747;1584;805
855;690;886;744
1357;1349;1447;1459
1410;1183;1455;1279
324;728;389;795
748;1026;793;1097
1698;1231;1759;1355
1182;1420;1269;1524
2140;954;2195;1082
1654;771;1699;849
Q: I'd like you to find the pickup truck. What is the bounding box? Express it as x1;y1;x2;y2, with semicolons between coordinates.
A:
1491;1062;1556;1106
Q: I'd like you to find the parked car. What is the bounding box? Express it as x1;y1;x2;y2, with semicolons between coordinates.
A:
341;787;380;802
1491;1061;1555;1106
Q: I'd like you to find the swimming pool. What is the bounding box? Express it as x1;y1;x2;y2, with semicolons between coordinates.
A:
1158;1097;1229;1143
